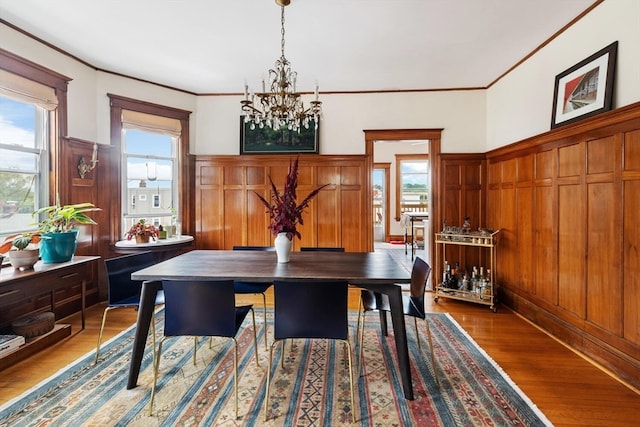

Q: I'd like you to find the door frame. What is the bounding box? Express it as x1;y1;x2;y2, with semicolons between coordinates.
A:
363;129;442;263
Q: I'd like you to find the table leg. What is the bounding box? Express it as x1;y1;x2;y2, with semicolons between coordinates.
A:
126;280;162;389
387;285;414;400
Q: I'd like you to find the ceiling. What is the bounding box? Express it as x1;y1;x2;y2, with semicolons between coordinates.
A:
0;0;596;95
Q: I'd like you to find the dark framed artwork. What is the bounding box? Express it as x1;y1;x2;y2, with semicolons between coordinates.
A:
551;41;617;129
240;117;319;154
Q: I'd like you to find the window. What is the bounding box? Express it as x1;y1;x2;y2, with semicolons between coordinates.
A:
0;97;49;235
395;154;429;217
0;53;66;238
110;94;190;241
123;127;176;231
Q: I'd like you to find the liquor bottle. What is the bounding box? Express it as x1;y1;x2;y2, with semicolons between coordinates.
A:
482;269;492;300
443;260;450;285
450;262;459;289
470;266;478;292
477;267;485;294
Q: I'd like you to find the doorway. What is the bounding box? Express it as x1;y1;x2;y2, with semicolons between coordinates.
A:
364;129;442;282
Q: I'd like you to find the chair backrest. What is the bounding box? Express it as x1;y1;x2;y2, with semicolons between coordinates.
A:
162;279;237;337
232;246;275;251
272;279;349;340
104;251;156;305
299;247;345;252
409;256;432;299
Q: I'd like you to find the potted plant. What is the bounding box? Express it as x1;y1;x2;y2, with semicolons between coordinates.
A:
0;233;42;270
254;156;327;262
125;219;159;244
34;201;101;263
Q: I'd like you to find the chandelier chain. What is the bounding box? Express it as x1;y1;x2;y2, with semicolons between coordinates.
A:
281;6;286;59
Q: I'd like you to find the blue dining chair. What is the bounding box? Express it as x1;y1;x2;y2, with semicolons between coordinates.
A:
95;251;163;365
264;279;356;423
232;245;274;350
356;256;439;386
149;279;260;419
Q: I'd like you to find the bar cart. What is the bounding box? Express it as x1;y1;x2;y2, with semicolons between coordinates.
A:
433;229;500;312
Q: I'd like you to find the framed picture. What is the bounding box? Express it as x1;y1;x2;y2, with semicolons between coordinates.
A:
551;41;617;129
240;117;319;154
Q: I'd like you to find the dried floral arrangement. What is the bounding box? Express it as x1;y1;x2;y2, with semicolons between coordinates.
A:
255;156;328;240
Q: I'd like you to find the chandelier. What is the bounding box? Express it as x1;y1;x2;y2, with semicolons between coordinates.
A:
240;0;321;132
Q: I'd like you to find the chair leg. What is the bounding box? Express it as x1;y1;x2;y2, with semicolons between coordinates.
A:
343;339;357;423
423;318;440;387
355;298;363;343
96;307;157;366
358;309;367;376
193;336;198;365
249;308;260;367
94;306;113;365
264;340;279;421
281;339;286;368
260;292;268;351
414;317;421;353
232;337;239;420
149;337;167;416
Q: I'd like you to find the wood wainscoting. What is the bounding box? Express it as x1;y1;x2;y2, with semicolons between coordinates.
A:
486;101;640;389
439;153;487;272
194;154;371;252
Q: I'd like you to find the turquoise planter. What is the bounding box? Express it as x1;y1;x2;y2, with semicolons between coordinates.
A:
40;230;78;263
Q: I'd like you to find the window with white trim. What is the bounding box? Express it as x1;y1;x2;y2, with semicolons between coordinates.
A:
121;110;180;235
0;64;60;237
395;154;429;217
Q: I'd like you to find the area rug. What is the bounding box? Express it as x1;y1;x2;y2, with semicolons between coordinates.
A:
0;311;552;426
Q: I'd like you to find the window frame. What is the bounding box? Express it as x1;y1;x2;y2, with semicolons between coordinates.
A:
108;94;191;242
0;49;69;238
395;154;429;219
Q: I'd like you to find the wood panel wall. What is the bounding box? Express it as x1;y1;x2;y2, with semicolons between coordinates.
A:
486;102;640;389
58;137;113;307
194;154;370;252
439;154;487;271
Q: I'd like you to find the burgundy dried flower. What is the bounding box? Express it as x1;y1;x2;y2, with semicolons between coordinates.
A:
255;156;328;240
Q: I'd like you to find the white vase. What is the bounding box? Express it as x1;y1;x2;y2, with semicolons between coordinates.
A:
274;232;292;263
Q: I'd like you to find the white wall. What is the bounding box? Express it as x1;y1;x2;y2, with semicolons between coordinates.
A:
195;89;486;155
486;0;640;150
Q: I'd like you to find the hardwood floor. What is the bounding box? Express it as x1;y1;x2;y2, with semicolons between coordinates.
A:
1;290;638;426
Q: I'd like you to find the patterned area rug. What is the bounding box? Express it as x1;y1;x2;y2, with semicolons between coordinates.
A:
0;311;552;426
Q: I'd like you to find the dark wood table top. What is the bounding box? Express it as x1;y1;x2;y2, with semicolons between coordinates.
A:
131;250;409;285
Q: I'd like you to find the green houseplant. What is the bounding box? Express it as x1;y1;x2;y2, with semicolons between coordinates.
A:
33;202;101;263
0;233;42;270
125;219;159;243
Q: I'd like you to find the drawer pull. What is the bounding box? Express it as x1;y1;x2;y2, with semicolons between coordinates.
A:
60;273;79;279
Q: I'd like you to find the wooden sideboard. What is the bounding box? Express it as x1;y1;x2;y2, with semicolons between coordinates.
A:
0;256;100;370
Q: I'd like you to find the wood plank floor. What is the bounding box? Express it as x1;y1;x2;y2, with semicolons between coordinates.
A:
1;289;638;426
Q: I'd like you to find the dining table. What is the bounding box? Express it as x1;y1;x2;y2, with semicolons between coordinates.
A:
126;249;417;400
